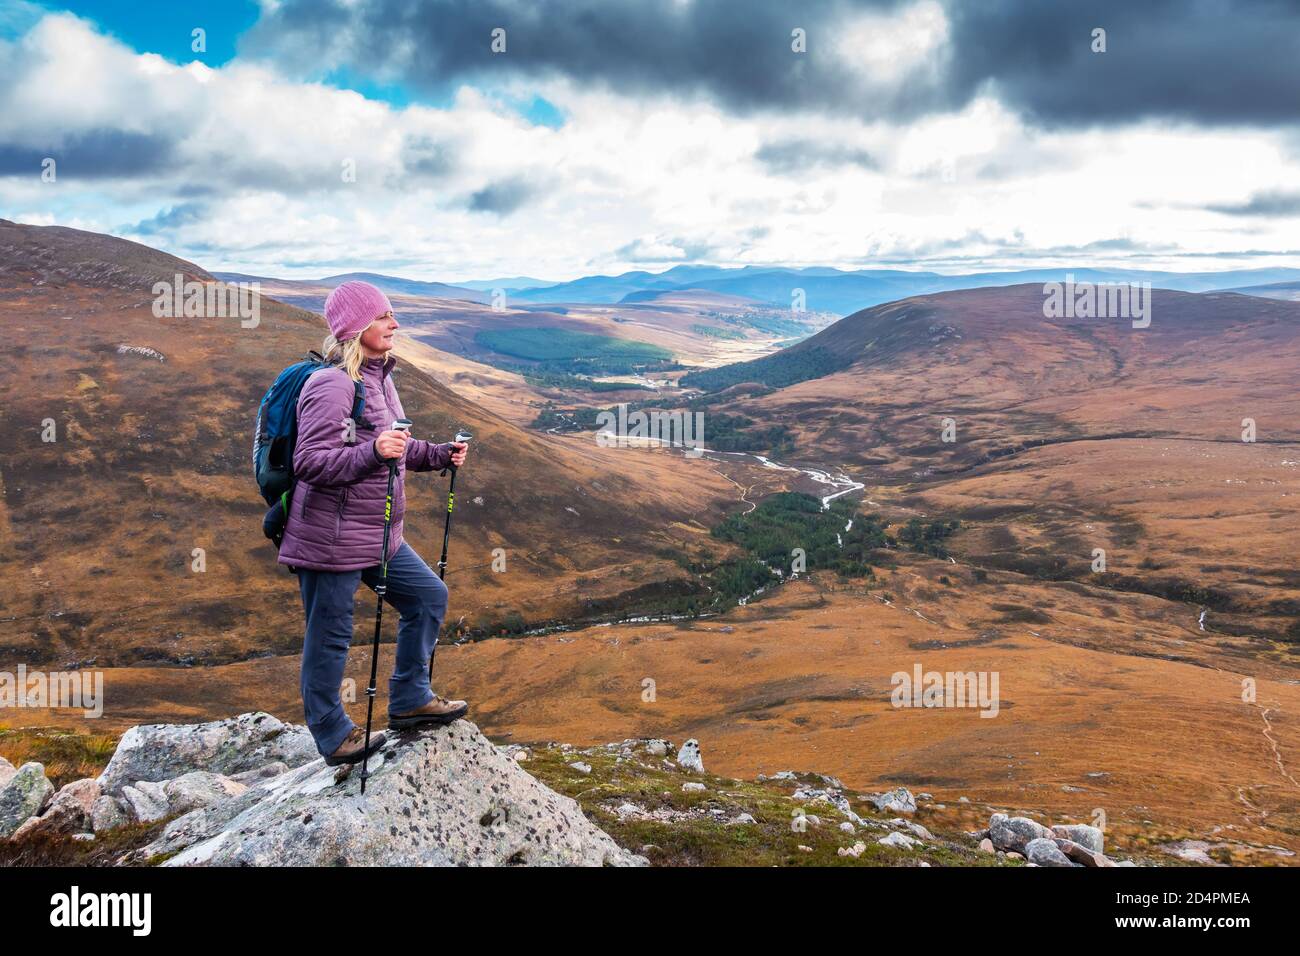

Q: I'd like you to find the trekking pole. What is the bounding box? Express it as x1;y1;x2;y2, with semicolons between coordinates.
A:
431;431;472;680
361;418;411;794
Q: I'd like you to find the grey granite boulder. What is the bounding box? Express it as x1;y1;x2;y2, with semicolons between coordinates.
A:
0;762;54;838
120;781;170;823
11;777;100;839
136;719;644;867
870;787;917;815
989;812;1053;853
1025;837;1080;867
1052;823;1104;854
97;712;317;795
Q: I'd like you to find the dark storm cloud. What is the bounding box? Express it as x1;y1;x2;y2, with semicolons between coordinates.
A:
0;129;174;178
242;0;1300;127
940;0;1300;127
241;0;914;116
1206;190;1300;217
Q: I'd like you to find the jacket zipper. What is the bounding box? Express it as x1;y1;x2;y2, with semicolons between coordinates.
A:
335;487;348;538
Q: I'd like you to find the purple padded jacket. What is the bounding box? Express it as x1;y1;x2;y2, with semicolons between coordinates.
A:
277;354;452;572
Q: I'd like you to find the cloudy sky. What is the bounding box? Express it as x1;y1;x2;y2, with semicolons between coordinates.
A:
2;0;1299;282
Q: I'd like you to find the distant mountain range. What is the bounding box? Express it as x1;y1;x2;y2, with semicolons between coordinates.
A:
217;262;1300;317
1222;279;1300;302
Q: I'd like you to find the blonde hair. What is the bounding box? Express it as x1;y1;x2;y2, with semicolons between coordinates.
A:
322;321;374;382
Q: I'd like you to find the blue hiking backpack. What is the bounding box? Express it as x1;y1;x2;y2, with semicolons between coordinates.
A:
254;351;366;547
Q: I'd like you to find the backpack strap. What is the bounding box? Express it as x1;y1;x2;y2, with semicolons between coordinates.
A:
350;378;366;427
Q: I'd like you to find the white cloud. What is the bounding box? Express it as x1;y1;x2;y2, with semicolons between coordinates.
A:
2;10;1299;280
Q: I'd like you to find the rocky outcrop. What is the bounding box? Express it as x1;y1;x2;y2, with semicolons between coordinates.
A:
121;716;642;867
983;813;1129;867
96;712;317;795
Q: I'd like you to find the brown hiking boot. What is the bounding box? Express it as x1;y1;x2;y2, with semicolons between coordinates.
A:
324;726;387;767
389;693;469;730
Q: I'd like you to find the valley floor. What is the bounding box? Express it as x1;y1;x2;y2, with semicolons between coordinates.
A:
10;574;1299;864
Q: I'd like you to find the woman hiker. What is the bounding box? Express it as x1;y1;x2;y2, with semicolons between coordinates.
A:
278;279;470;766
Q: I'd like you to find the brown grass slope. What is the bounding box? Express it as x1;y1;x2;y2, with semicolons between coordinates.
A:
0;221;736;669
725;283;1300;474
706;282;1300;668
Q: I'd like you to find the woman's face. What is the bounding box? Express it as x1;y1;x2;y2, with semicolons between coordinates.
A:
359;310;399;357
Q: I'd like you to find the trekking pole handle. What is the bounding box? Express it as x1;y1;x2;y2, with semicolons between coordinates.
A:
443;431;472;475
383;418;413;465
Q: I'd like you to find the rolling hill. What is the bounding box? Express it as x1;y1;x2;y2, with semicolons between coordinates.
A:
0;220;740;670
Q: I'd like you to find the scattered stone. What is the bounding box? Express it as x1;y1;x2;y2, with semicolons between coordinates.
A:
839;821;855;833
730;813;756;825
978;838;995;854
958;796;970;804
895;821;934;841
792;784;865;826
838;841;867;858
644;740;669;757
0;756;16;789
1158;840;1216;865
878;831;919;850
0;762;54;838
797;845;813;853
870;787;917;815
682;782;706;793
568;761;592;775
677;739;704;773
